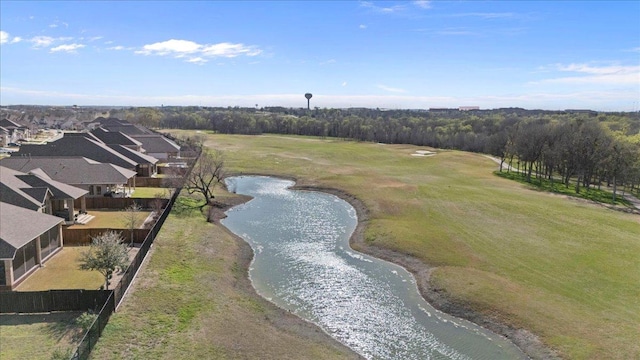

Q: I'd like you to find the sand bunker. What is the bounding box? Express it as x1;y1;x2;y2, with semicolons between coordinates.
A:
411;150;436;157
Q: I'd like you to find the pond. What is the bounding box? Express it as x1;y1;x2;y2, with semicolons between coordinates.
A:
222;176;527;360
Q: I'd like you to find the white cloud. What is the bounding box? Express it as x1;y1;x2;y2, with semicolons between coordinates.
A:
534;63;640;85
359;24;367;29
49;23;58;28
137;39;202;56
360;1;406;14
377;84;407;93
187;57;208;65
201;42;261;57
413;1;431;9
136;39;262;63
342;81;348;87
31;36;56;48
0;31;21;45
50;43;85;53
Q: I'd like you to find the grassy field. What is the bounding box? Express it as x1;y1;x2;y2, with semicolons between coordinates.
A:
90;203;360;359
163;131;640;360
0;312;84;360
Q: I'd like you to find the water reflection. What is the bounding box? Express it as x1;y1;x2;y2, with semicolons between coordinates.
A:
222;176;526;360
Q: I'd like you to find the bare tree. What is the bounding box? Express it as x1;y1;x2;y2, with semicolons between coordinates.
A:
184;150;226;209
79;231;129;290
121;203;144;247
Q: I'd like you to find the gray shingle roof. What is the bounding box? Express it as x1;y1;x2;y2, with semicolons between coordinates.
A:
14;135;139;169
130;135;180;154
0;202;63;260
107;144;158;165
16;173;88;199
0;166;87;211
91;127;142;147
0;157;136;185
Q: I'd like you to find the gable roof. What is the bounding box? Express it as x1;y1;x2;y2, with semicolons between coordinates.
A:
0;156;136;185
14;135;139;169
130;135;180;153
91;127;142;147
0;167;46;210
107;144;158;165
16;173;88;199
0;118;22;129
0;202;63;260
102;124;152;135
0;165;87;207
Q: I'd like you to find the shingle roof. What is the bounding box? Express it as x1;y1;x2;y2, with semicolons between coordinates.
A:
0;202;63;260
14;135;139;169
130;135;180;153
91;127;142;147
107;144;158;165
0;157;136;185
16;173;88;199
0;168;44;210
102;124;152;135
0;119;22;129
0;166;87;212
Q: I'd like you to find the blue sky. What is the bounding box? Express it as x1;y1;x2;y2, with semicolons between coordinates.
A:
1;1;638;110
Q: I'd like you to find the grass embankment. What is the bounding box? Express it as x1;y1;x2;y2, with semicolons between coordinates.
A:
164;131;640;360
495;171;634;207
90;199;360;359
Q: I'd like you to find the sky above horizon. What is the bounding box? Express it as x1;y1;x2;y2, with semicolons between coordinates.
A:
1;1;639;111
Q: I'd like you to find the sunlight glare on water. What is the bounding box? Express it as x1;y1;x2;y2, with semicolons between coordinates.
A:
222;176;527;360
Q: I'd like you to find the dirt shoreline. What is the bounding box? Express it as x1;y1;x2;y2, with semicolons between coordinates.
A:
216;174;558;359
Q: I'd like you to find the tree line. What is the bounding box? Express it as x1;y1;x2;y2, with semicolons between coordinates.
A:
117;106;640;199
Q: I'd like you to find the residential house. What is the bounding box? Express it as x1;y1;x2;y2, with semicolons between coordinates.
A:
130;134;181;160
0;118;31;144
12;133;158;177
0;166;88;223
0;165;92;290
0;126;9;147
90;127;143;152
0;156;137;197
0;202;64;290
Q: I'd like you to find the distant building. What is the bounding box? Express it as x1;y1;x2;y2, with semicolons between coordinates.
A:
459;106;480;111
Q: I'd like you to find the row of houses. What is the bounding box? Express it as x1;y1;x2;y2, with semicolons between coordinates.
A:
0;117;181;290
0;118;31;147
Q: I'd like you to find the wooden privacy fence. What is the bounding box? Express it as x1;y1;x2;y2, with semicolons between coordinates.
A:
135;177;185;188
0;289;113;313
75;197;168;210
63;228;149;246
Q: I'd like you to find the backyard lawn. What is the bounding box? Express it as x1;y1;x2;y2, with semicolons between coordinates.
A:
67;210;152;229
131;187;173;198
15;246;138;291
15;247;104;291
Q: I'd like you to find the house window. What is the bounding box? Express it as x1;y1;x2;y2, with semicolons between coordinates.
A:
96;186;102;195
0;261;5;286
89;186;94;196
